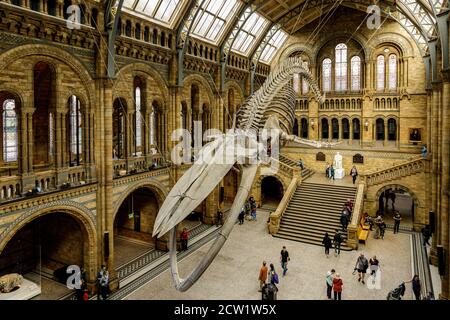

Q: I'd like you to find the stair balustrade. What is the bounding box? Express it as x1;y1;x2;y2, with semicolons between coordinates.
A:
362;157;425;186
268;171;301;235
346;182;366;249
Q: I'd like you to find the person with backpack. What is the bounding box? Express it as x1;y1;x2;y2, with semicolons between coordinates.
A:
332;273;343;300
269;263;279;286
355;253;369;284
280;246;290;276
405;275;421;300
322;232;332;258
326;269;335;299
340;211;349;231
333;229;343;256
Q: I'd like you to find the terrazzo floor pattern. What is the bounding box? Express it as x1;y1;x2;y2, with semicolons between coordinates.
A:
126;209;413;300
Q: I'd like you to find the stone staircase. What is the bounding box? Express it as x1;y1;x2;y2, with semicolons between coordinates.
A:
279;154;314;180
274;182;357;249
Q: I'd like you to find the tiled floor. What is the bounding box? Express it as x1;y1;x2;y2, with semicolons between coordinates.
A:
26;272;71;300
126;209;413;300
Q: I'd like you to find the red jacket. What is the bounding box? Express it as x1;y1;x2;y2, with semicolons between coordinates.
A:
333;278;343;292
181;230;189;240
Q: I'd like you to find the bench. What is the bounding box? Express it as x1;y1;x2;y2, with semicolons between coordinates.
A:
358;219;370;244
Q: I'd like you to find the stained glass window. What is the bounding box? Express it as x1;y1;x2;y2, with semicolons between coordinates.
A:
322;58;332;92
293;73;300;94
302;61;310;95
351;56;361;91
335;43;347;91
377;55;385;90
388;54;397;90
69;95;82;165
135;87;142;148
2;99;17;162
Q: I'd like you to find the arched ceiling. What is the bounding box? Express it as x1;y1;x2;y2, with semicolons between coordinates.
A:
119;0;448;63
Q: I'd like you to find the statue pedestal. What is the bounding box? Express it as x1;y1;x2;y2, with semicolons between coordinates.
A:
0;278;41;300
335;168;345;179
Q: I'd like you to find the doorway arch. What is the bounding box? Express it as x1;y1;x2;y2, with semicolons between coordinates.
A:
260;176;284;208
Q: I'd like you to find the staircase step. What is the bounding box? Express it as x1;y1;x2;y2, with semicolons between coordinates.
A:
273;233;352;251
274;181;356;250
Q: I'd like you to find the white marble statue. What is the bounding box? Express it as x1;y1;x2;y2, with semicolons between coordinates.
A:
334;152;343;169
334;152;345;179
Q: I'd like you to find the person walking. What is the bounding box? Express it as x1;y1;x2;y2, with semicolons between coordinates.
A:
238;208;245;225
421;225;431;246
393;211;402;234
350;166;358;184
181;227;189;250
340;211;349;231
298;159;305;170
268;263;279;286
258;261;268;292
280;246;290;276
217;209;223;226
333;229;343;256
97;265;109;300
326;269;335;299
421;145;428;158
330;165;335;181
322;232;332;258
369;256;380;277
325;164;330;178
332;273;343;300
406;275;421;300
355;253;369;284
251;206;257;221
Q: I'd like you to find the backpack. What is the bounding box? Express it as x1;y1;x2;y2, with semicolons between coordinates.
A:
272;272;279;284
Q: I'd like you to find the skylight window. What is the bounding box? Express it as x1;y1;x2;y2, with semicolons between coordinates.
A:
123;0;182;25
259;29;288;63
231;11;269;55
191;0;240;43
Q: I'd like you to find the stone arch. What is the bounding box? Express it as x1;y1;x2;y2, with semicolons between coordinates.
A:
255;173;288;195
0;201;97;280
375;183;420;208
0;44;95;109
183;74;215;107
112;179;168;220
279;43;314;64
368;32;415;58
313;31;369;65
114;62;169;105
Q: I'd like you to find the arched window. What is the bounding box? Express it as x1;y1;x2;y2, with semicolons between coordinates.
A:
300;118;308;138
135;86;142;152
2;99;18;162
293;73;300;94
388;118;397;141
376;118;385;140
68;96;82;166
377;55;385;90
335;43;347;91
113;99;126;159
342;118;350;139
150;104;156;146
322;58;332;92
332;118;339;139
351;56;361;91
302;61;310;94
388;54;397;90
293;118;299;136
353;118;361;140
321;118;329;139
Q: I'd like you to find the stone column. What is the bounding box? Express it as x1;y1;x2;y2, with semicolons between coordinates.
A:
384;121;388;146
349;120;353;145
27;113;33;173
430;83;441;265
439;72;450;299
19;110;29;174
55;112;63;169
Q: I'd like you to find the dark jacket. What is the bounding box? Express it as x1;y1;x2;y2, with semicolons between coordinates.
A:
322;236;332;248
